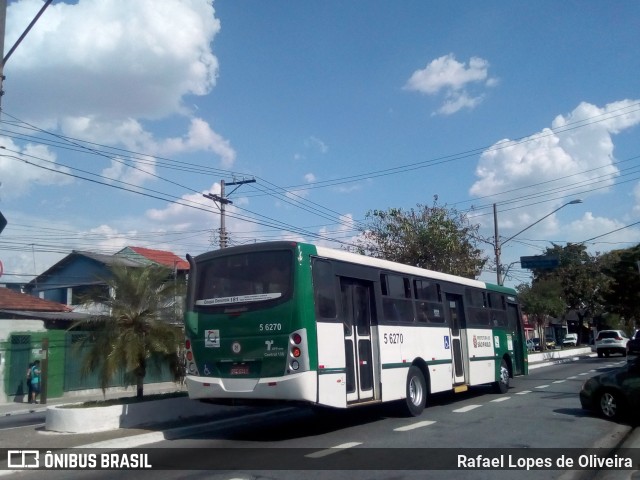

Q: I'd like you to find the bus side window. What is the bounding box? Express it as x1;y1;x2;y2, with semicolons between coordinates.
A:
381;273;414;323
414;279;443;324
312;259;337;319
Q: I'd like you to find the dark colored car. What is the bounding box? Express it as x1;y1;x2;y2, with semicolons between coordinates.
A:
579;339;640;420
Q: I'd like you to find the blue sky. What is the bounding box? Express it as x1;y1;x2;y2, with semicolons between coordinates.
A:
0;0;639;287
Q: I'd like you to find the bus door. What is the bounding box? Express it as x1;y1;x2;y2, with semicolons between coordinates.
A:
340;277;375;404
507;302;526;375
445;293;467;385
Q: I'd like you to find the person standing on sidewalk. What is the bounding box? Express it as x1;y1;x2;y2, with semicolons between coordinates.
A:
30;360;41;404
25;362;34;402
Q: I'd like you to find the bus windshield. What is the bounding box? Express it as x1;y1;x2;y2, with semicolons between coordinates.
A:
194;250;293;307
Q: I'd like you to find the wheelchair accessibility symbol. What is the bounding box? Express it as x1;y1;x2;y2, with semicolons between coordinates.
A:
444;335;450;349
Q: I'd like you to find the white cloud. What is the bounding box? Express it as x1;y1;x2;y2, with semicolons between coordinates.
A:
160;118;236;168
569;212;640;249
436;91;484;116
470;99;640;230
317;213;358;249
145;182;255;244
4;0;235;169
0;137;72;198
633;182;640;214
304;173;317;183
405;54;497;115
306;136;329;154
147;184;218;223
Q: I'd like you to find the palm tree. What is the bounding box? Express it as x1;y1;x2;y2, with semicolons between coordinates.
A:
71;263;184;398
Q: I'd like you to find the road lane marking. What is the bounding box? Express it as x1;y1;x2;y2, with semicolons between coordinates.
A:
516;390;531;395
579;372;590;376
567;376;578;379
394;420;436;431
305;442;362;458
553;380;566;384
535;385;550;389
490;397;510;403
453;405;481;413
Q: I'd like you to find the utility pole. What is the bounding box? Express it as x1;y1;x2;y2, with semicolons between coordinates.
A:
0;0;53;107
0;0;7;107
203;178;255;248
493;200;582;285
493;203;502;285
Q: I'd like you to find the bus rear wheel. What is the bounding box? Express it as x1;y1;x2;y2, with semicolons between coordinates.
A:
403;366;427;417
493;359;510;394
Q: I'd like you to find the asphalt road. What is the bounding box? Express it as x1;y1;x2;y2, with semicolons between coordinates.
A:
0;356;636;480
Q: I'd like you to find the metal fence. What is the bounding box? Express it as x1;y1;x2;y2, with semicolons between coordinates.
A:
4;332;176;400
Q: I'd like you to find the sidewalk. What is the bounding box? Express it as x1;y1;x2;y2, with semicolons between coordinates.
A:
0;381;185;418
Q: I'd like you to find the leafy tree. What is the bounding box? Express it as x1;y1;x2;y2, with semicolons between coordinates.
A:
71;264;184;398
354;198;488;278
600;244;640;328
532;243;610;342
516;279;565;349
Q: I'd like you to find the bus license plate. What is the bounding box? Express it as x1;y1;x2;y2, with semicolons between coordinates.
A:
230;366;249;375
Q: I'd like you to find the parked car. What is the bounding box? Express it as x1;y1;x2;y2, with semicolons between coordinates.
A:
526;339;536;352
595;330;629;358
580;339;640;420
562;333;578;347
530;337;555;350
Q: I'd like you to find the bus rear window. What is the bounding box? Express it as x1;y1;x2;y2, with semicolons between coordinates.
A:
195;250;292;307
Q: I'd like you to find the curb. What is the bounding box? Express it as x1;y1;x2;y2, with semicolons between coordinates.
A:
44;396;247;433
529;353;597;370
76;406;296;449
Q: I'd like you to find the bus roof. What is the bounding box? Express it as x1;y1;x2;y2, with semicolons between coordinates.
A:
191;241;517;295
315;244;488;290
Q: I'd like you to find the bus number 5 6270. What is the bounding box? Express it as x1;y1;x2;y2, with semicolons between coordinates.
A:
259;323;282;332
384;333;404;344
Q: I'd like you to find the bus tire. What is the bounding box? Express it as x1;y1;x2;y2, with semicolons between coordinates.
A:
493;359;509;394
403;365;427;417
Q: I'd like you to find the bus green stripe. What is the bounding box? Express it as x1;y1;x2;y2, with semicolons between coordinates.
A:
318;368;346;374
469;356;498;362
383;359;451;369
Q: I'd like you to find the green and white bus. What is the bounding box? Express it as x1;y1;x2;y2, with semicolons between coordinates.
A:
183;241;528;416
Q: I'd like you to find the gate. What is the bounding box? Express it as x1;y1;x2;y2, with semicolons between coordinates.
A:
6;335;31;401
63;332;175;391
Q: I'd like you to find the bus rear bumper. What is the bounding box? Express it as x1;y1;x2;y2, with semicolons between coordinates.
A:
185;371;317;403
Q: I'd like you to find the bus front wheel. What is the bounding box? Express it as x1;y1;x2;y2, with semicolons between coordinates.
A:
403;366;427;417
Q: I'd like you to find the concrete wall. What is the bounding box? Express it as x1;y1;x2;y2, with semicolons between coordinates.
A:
46;396;230;433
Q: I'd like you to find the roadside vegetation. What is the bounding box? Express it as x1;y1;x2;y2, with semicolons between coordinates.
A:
353;200;640;343
69;264;185;399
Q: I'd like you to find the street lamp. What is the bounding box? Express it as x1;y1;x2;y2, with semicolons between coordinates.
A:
494;199;583;285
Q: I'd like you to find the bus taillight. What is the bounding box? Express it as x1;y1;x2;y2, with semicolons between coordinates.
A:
287;329;309;374
185;339;191;350
187;351;193;361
